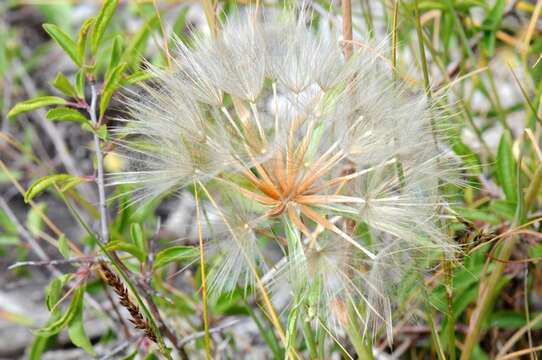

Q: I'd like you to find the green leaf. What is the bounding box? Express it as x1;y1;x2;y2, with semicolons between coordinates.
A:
529;243;542;258
453;206;500;224
59;176;87;193
25;174;84;202
488;199;516;221
31;275;69;360
0;235;19;245
481;0;505;30
37;285;85;336
122;71;151;85
91;0;119;54
27;203;46;237
0;22;7;77
43;24;82;66
286;301;299;351
109;35;123;70
171;7;190;43
489;311;542;330
99;62;126;119
46;276;65;312
46;107;89;124
68;285;95;354
52;73;79;98
76;70;85;98
0;208;17;234
29;335;50;360
130;223;146;253
58;234;71;259
154;246;198;269
8;96;66;119
78;17;95;62
122;16;159;69
105;240;146;262
496;131;518;203
82;123;108;140
481;0;505;56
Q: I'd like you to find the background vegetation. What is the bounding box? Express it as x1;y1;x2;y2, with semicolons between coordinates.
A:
0;0;541;359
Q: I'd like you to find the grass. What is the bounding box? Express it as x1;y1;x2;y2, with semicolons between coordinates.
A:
1;0;542;359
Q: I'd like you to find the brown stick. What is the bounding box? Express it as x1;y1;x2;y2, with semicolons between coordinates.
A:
342;0;353;59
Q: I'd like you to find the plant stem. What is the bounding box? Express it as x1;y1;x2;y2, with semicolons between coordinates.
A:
345;318;374;360
424;294;446;360
342;0;353;59
89;83;109;245
194;182;212;360
302;319;318;360
391;0;399;78
87;82;180;359
360;0;374;37
444;258;456;360
414;0;431;99
460;234;518;360
202;0;218;38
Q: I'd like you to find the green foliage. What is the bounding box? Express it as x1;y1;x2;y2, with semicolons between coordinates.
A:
24;174;86;202
42;24;82;66
8;96;67;119
91;0;119;55
38;284;85;336
496;131;518;204
46;107;89;124
154;246;198;269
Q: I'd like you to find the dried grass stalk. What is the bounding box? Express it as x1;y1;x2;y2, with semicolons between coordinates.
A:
99;261;157;343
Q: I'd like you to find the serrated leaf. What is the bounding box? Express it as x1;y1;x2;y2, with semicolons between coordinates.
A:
130;223;146;253
68;285;95;354
91;0;119;54
99;62;126;119
78;17;95;62
25;174;83;202
496;131;518;203
46;107;89;124
52;73;78;98
37;285;85;336
8;96;66;119
154;246;198;269
43;24;82;66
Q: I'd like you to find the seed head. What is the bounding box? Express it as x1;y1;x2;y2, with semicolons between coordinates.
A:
111;7;457;343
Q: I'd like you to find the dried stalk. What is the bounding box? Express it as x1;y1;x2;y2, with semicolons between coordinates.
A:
341;0;353;59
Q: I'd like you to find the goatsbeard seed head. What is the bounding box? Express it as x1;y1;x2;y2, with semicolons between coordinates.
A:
110;6;459;345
